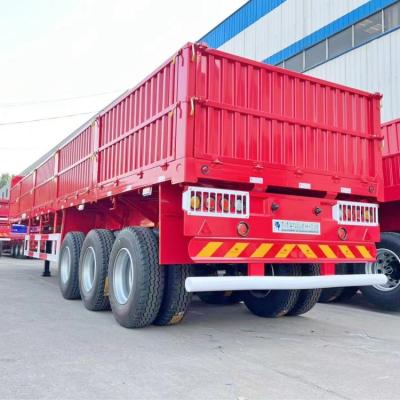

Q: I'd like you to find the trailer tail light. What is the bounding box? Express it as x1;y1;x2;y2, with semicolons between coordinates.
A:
190;195;201;210
183;187;249;218
332;201;379;226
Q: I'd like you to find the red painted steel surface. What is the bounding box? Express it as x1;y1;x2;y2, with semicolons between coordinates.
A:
379;118;400;232
193;50;382;199
382;118;400;202
185;191;378;263
0;199;9;241
9;43;382;221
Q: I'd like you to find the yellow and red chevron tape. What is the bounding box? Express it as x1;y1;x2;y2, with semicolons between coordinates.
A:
191;240;375;261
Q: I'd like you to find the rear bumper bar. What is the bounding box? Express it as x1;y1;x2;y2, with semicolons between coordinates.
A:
185;274;387;292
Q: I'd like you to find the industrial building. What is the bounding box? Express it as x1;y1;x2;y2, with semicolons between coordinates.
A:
200;0;400;122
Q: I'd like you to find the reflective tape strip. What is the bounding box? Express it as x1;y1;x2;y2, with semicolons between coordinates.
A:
196;242;223;258
338;245;356;259
297;244;317;259
250;243;273;258
224;242;249;258
195;241;371;260
356;245;373;259
319;244;337;259
275;244;296;258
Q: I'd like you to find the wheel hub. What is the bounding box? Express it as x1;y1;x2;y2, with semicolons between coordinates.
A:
81;246;96;293
60;247;71;284
366;248;400;291
113;248;134;305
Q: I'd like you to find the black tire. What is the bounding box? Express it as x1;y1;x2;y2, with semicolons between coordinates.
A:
360;232;400;311
335;286;358;302
58;232;85;300
15;243;25;259
287;264;321;316
153;264;192;326
11;244;15;258
197;291;241;305
108;227;165;328
18;243;26;259
14;243;20;259
79;229;115;311
318;264;347;303
242;264;301;318
333;264;358;302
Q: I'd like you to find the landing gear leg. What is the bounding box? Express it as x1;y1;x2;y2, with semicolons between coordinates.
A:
42;240;52;277
42;260;51;277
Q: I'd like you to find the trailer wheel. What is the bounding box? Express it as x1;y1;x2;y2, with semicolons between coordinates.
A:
360;233;400;311
287;264;321;316
318;264;347;303
79;229;115;311
17;243;25;259
13;244;19;258
58;232;85;300
108;227;165;328
197;291;241;305
242;264;301;318
153;264;192;326
332;264;358;302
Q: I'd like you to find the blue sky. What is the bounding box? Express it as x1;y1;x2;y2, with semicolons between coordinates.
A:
0;0;245;174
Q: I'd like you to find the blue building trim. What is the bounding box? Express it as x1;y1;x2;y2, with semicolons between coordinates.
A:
200;0;287;49
264;0;398;65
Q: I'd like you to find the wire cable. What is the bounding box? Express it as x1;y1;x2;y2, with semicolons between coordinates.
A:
0;111;96;126
0;89;122;108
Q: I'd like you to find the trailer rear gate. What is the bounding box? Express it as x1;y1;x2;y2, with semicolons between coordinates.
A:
9;44;382;219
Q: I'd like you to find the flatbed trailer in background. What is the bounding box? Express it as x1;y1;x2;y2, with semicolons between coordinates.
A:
1;177;27;258
9;43;385;328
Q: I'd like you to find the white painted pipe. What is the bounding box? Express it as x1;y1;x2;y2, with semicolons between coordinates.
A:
185;274;388;293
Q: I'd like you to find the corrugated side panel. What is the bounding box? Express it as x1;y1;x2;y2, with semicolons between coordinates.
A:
11;45;185;217
34;157;55;208
9;185;20;218
382;118;400;201
58;125;94;198
18;174;34;215
98;58;178;185
194;48;380;193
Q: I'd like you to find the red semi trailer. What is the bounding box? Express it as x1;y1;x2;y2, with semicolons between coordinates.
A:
9;43;386;328
362;117;400;310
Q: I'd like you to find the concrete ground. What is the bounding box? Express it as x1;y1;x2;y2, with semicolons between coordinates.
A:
0;257;399;400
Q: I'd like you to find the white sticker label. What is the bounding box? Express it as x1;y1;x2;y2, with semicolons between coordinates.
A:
272;219;320;235
299;182;311;189
250;177;263;184
340;187;352;194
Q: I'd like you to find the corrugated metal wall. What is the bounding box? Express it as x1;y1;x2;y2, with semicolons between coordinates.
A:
216;0;369;61
306;29;400;122
205;0;399;122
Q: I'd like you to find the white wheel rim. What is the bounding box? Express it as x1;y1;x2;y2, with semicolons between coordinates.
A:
113;248;134;305
366;248;400;291
60;247;71;284
81;246;96;293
